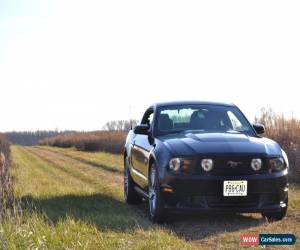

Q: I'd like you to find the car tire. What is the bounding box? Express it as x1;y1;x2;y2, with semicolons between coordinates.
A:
262;197;288;221
124;156;142;204
148;163;167;223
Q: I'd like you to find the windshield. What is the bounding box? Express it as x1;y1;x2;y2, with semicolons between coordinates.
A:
155;104;255;136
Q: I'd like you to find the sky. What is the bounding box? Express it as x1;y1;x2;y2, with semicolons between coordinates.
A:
0;0;299;132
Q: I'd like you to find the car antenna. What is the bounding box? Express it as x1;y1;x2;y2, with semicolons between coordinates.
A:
129;105;133;130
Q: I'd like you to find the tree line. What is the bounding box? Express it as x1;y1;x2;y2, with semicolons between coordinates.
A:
4;120;139;146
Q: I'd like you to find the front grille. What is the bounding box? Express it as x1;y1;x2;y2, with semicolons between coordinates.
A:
177;194;278;209
187;155;269;176
206;195;258;208
177;194;259;208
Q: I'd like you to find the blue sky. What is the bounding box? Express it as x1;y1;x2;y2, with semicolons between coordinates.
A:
0;1;299;131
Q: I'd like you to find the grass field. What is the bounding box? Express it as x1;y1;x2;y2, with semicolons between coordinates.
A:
0;146;299;249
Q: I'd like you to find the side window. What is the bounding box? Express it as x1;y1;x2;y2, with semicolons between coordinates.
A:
227;111;242;130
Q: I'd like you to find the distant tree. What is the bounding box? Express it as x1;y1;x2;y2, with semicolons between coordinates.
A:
102;120;139;131
5;131;76;146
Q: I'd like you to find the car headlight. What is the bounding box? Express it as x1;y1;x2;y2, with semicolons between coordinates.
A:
251;158;262;171
169;158;192;172
269;157;285;171
201;158;214;172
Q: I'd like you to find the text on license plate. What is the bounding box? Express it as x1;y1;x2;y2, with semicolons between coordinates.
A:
223;180;247;196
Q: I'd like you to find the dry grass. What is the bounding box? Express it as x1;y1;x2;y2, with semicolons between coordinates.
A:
1;146;191;249
1;145;299;249
0;134;13;215
256;108;300;182
39;131;127;154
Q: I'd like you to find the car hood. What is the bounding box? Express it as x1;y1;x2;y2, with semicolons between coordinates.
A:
158;132;282;156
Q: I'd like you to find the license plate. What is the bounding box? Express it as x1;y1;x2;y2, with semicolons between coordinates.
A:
223;180;247;196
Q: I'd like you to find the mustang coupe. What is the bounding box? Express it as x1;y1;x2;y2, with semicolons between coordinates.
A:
123;101;288;222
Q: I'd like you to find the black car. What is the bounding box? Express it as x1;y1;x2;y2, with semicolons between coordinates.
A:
123;101;288;222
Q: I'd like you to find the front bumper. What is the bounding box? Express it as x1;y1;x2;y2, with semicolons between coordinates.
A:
160;169;288;214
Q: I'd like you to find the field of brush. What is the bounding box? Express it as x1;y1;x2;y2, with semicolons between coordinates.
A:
0;145;299;249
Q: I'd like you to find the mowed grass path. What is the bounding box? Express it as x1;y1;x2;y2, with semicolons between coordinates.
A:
0;146;299;249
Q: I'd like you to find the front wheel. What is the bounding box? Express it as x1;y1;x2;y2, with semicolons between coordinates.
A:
148;164;167;223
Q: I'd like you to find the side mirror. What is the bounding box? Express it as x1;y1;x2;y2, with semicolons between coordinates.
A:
134;124;150;135
253;123;265;134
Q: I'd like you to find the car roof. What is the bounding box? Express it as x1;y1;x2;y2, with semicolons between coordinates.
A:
151;101;235;109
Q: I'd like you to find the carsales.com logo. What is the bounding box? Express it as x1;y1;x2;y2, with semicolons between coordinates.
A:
241;234;296;246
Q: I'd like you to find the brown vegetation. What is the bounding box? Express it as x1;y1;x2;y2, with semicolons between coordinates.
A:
5;130;76;146
0;134;13;213
256;108;300;182
39;131;127;154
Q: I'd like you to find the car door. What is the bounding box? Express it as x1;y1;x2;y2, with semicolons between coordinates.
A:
130;108;154;188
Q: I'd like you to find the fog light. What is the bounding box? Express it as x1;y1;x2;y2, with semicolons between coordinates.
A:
251;158;262;171
169;158;181;171
201;159;214;172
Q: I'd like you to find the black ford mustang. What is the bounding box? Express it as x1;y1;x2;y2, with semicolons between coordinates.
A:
124;101;288;223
